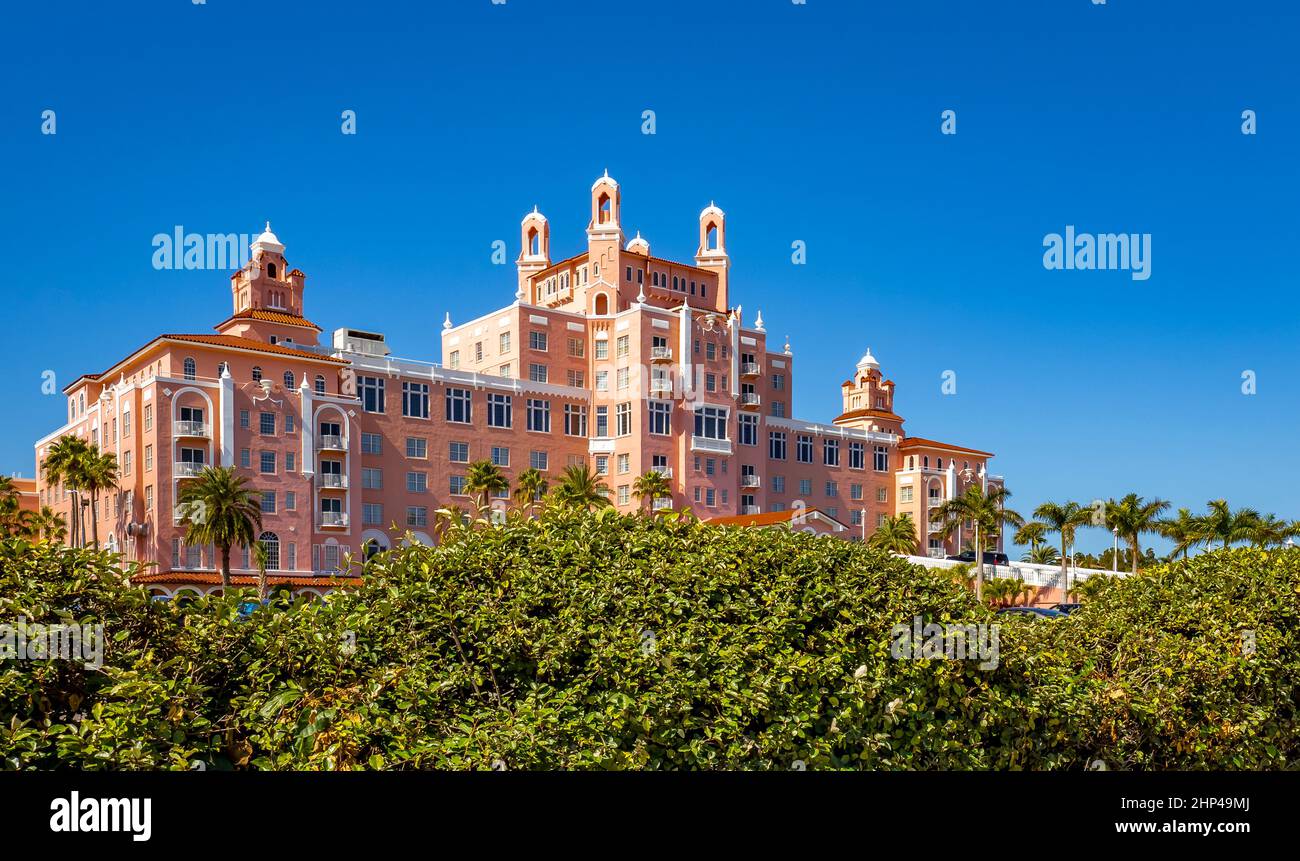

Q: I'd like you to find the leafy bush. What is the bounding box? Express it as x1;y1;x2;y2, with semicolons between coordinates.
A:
1;511;1296;770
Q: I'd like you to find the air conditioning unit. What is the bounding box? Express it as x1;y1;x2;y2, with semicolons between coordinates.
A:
127;522;149;537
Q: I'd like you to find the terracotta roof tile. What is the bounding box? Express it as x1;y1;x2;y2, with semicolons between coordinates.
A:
707;507;847;530
222;309;322;330
160;334;349;364
898;437;993;457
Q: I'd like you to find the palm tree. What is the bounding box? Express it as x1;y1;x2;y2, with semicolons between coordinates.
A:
253;540;270;603
930;485;1023;602
80;449;119;549
1014;521;1048;554
1033;500;1092;600
177;466;262;591
551;464;612;510
1103;493;1169;575
41;435;91;547
867;513;918;555
631;470;671;513
1156;507;1201;560
1024;544;1060;565
513;467;549;515
30;506;67;543
1247;513;1292;548
464;460;509;511
1195;499;1262;550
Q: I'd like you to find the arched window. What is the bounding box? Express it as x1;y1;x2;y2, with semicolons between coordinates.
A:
363;538;386;560
923;456;929;469
258;531;280;571
706;224;719;250
594;294;608;315
182;357;196;381
283;371;295;389
268;263;277;279
315;374;326;395
598;194;611;224
252;366;263;382
527;227;540;257
937;458;944;469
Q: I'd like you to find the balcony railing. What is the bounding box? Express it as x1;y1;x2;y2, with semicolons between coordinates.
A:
740;505;762;515
649;378;673;394
652;497;673;511
740;362;761;377
174;420;209;438
690;435;732;455
173;461;205;478
588;437;616;455
739;393;761;409
318;473;348;489
650;346;673;362
651;465;673;479
317;434;347;451
740;474;761;488
319;512;348;528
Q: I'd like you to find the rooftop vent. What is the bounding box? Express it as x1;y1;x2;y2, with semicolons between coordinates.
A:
333;327;390;357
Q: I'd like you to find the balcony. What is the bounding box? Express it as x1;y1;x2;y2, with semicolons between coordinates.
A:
652;497;673;512
927;520;945;534
740;474;761;489
174;420;210;438
740;505;762;515
740;362;761;378
317;434;347;451
173;461;205;478
650;346;673;363
651;465;673;479
649;378;673;395
319;512;349;528
739;393;761;410
588;437;616;455
318;473;348;489
690;435;732;455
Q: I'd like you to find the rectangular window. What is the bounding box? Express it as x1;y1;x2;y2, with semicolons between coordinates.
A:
529;330;548;351
567;338;584;357
402;382;430;419
358;376;385;413
406;437;428;459
286;452;295;472
144;485;153;510
286;491;296;510
825;481;838;497
768;431;787;460
488;393;513;428
449;350;460;369
616;402;632;437
285;414;295;433
877;487;888;503
693;406;728;440
850;483;863;501
363;467;383;489
529;363;548;383
527;398;551;433
772;374;786;391
595;370;609;392
361;432;383;455
772;475;785;493
240;449;251;468
491;446;509;467
564;404;588;437
874;445;889;472
240;410;250;429
738;414;758;446
849;441;865;470
363;503;383;526
261;490;276;513
530;450;549;471
260;412;275;435
771;401;786;418
567;369;584;387
617;453;630;475
900;486;914;503
823;438;840;467
799;479;812;496
407;506;429;528
618;485;631;506
445;388;472;423
616;367;629;390
474;341;483;363
143;405;153;431
705;342;717;361
406;472;428;493
616;335;629;358
449;475;467;495
648;401;672;436
144;445;153;472
796;435;813;464
260;451;276;474
499;332;511;354
595;455;609;475
594;339;608;360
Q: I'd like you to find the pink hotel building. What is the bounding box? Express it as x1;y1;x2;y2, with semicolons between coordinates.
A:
33;174;1002;594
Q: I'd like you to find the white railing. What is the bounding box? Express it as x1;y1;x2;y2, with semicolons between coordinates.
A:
174;421;209;438
740;474;761;488
649;378;673;394
740;362;761;376
739;393;761;407
651;465;673;479
588;437;616;454
319;511;348;527
651;346;673;361
173;461;205;477
317;434;347;450
319;473;348;489
691;436;732;455
740;505;762;515
902;554;1124;590
652;497;673;511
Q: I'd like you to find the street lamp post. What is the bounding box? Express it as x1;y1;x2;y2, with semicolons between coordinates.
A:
1112;527;1119;574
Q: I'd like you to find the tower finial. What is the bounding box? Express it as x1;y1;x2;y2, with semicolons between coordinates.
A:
443;312;452;330
755;310;765;332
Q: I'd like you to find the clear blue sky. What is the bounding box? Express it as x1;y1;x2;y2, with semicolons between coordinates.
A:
3;0;1297;553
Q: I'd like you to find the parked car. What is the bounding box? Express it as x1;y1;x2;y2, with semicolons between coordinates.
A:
996;606;1065;619
1054;603;1082;615
945;550;1010;566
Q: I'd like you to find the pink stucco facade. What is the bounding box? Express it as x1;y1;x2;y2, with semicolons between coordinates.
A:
34;176;1001;594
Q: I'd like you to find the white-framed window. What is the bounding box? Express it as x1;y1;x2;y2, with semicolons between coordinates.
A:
406;472;428;493
488;393;512;428
362;467;383;489
564;404;587;437
616;402;632;437
491;446;509;467
402;382;430;419
693;406;728;440
358;376;385;413
529;330;548;351
406;437;428;459
768;431;786;460
796;434;813;464
649;401;672;436
530;450;548;471
527;398;551;433
445;387;472;423
874;445;889;472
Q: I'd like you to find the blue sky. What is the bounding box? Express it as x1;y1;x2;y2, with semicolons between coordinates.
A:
2;0;1297;552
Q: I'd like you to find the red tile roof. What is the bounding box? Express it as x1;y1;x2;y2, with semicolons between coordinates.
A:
898;436;993;457
832;407;905;423
160;334;349;364
220;309;322;331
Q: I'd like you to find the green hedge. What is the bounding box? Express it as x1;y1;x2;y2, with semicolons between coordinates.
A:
1;509;1296;769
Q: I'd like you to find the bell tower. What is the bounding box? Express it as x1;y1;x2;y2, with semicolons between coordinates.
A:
516;207;550;300
695;202;729;306
229;223;306;317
